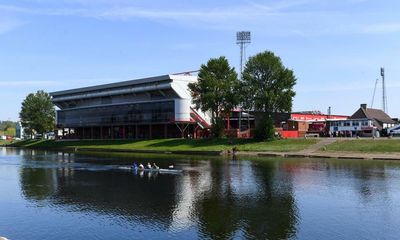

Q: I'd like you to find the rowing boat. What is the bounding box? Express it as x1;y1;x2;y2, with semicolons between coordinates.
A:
118;166;183;174
138;168;183;174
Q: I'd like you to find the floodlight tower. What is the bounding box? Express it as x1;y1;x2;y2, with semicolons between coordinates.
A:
236;31;251;79
381;67;388;113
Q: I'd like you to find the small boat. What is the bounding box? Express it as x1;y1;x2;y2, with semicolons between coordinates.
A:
118;166;183;174
138;168;183;174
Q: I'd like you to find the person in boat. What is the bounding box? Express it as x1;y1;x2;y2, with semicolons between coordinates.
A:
133;162;138;170
168;164;174;169
146;162;152;169
152;163;159;169
138;163;144;170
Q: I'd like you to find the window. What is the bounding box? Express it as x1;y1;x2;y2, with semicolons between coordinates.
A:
57;101;175;127
101;96;112;104
352;121;359;126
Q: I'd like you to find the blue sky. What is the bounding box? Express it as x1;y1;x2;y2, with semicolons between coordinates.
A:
1;0;400;121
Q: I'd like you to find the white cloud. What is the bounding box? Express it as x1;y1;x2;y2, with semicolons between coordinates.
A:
0;18;26;34
1;1;400;36
363;23;400;34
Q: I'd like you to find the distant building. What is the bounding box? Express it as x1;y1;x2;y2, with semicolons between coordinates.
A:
15;122;23;139
278;112;348;138
50;74;212;139
350;104;396;130
329;104;396;137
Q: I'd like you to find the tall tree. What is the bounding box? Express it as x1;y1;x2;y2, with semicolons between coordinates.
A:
189;56;240;138
19;90;56;136
241;51;296;139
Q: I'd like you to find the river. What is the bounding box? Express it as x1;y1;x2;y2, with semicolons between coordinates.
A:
1;147;400;239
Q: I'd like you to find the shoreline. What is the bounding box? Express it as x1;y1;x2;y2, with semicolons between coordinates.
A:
4;144;400;161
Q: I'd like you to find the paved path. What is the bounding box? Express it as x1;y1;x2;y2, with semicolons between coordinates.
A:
296;138;337;154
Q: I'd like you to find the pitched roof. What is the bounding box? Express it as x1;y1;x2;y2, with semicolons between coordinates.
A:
350;106;395;129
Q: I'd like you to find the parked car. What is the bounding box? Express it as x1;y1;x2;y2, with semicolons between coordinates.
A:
34;134;43;139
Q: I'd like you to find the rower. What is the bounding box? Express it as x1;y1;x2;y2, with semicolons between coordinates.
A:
152;163;159;169
133;162;138;170
168;164;174;169
138;163;144;170
146;162;152;169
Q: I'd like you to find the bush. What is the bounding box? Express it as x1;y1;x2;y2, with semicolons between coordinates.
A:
255;115;275;140
211;117;225;138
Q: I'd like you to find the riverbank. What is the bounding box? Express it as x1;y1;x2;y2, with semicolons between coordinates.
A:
0;140;12;146
8;138;319;154
7;138;400;160
324;138;400;153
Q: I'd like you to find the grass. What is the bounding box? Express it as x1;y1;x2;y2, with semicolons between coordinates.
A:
325;139;400;153
9;138;319;153
0;140;13;146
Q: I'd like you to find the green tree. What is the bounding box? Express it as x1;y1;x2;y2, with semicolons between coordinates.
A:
189;56;240;138
19;90;55;136
4;127;16;136
242;51;296;139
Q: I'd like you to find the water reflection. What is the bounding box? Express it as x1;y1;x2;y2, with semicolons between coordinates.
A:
1;148;399;239
17;150;299;239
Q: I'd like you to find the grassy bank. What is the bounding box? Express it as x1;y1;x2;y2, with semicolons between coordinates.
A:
0;140;12;146
325;139;400;153
9;138;319;153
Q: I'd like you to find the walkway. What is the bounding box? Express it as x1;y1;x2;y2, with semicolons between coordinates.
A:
296;138;337;154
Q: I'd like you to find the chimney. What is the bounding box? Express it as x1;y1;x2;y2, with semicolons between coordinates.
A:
360;104;367;110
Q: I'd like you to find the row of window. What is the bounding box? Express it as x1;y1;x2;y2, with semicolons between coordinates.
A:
57;101;175;127
330;120;370;127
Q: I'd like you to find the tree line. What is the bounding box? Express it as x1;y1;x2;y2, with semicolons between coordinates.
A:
0;120;17;136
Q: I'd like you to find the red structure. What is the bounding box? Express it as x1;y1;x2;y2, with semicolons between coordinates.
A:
290;113;348;122
279;112;349;138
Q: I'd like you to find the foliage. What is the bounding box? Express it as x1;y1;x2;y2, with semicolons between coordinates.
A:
255;115;275;140
189;56;240;138
0;120;16;131
241;51;296;113
19;90;55;135
0;127;16;137
241;51;297;139
211;117;225;138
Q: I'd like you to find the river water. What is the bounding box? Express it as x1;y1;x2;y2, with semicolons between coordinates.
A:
1;147;400;240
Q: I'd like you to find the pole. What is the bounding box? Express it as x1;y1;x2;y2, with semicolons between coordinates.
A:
381;67;387;113
240;42;244;79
